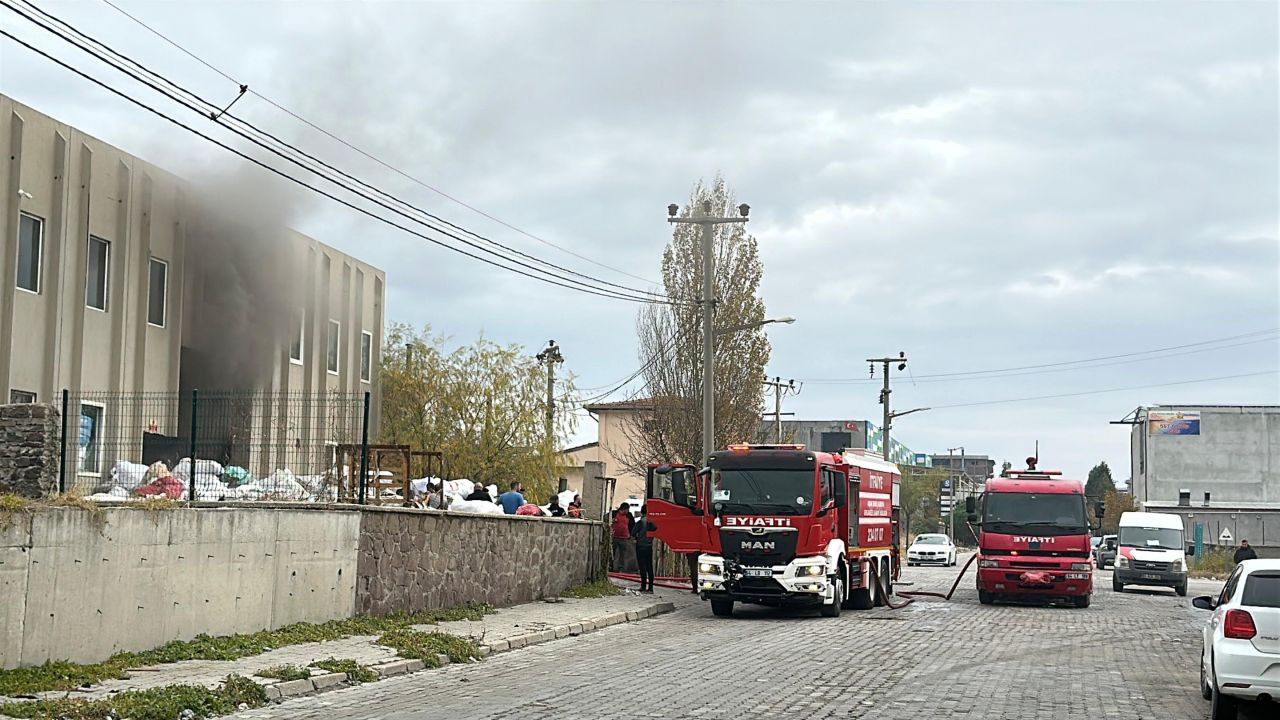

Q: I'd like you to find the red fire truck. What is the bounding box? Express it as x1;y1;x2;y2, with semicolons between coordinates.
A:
645;444;901;617
965;460;1104;608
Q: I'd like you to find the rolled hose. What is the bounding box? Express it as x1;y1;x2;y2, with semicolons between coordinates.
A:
870;553;978;609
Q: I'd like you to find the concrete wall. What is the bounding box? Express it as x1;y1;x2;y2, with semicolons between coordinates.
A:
1;505;601;668
1159;507;1280;556
356;507;601;615
1130;406;1280;508
0;403;59;497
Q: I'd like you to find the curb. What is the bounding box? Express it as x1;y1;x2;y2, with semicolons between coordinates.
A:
260;600;675;702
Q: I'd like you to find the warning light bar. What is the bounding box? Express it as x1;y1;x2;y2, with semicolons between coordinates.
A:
726;443;806;452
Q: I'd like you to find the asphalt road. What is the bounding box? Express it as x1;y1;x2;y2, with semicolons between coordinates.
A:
231;555;1266;720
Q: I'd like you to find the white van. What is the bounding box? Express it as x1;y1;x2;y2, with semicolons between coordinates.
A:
1114;511;1192;596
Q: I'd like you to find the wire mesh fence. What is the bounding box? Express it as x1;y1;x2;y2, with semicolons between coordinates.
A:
58;390;371;503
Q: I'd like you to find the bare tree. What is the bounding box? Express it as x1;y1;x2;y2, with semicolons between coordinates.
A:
616;177;770;473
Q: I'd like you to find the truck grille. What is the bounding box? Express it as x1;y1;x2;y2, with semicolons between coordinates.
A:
1133;560;1171;572
718;529;798;567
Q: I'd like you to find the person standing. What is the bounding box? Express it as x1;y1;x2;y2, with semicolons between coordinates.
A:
684;552;700;594
1234;540;1258;564
611;502;633;570
632;507;659;592
497;481;525;514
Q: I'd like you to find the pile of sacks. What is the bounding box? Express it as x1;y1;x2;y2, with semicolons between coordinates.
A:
89;460;335;502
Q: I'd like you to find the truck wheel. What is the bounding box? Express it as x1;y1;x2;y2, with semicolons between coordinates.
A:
1113;576;1124;593
1200;651;1213;701
978;589;994;605
1175;580;1188;597
1073;594;1091;608
845;583;874;610
710;598;734;617
821;577;844;618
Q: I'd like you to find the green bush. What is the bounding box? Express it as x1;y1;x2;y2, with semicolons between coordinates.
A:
0;674;266;720
254;664;311;681
311;657;379;684
1192;548;1235;578
559;579;622;598
375;630;480;667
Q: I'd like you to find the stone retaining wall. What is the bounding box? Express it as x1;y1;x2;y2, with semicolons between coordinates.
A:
0;403;60;498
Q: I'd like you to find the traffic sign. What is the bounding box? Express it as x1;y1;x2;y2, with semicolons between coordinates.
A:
1219;527;1233;544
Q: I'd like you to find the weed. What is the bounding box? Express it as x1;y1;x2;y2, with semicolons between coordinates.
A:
253;664;311;681
0;602;493;694
136;496;181;512
1191;548;1235;579
45;490;107;529
0;674;266;720
311;658;379;684
558;579;622;599
376;630;480;667
0;494;33;530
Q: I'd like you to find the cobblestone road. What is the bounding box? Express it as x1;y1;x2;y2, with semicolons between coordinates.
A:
231;558;1260;720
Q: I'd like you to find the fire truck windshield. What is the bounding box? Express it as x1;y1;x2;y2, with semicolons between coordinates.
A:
982;492;1087;536
711;468;814;516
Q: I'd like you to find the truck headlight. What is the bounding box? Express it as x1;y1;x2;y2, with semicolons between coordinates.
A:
799;564;826;577
1176;558;1187;572
698;562;721;575
979;560;999;568
1115;556;1129;568
1071;563;1092;571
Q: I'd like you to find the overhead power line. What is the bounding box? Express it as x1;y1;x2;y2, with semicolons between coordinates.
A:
2;1;668;305
96;0;658;287
801;328;1280;385
926;370;1278;410
576;322;699;406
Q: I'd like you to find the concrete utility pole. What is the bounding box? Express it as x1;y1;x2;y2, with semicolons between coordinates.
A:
668;200;750;463
868;352;927;462
762;376;800;442
535;340;564;453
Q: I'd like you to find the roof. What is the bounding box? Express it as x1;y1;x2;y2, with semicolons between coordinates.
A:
1118;511;1183;529
986;477;1084;494
583;398;656;412
562;441;598;454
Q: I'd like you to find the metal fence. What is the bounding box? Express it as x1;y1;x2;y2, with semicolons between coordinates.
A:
58;390;373;503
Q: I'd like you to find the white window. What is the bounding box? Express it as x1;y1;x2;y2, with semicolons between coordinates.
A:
327;319;340;374
9;389;35;404
16;213;43;294
147;258;167;327
290;310;304;365
78;402;104;473
86;236;110;311
360;331;373;383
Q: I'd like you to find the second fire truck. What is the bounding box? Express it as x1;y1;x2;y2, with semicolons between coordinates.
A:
645;443;902;617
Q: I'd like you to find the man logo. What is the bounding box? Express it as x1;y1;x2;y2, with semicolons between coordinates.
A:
743;541;776;551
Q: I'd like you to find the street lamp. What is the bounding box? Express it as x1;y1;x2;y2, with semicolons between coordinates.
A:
714;316;796;337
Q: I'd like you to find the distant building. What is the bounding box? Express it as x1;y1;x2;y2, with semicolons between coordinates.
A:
929;454;996;515
1122;404;1280;554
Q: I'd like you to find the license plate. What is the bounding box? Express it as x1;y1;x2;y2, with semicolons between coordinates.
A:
1141;573;1161;580
743;568;772;577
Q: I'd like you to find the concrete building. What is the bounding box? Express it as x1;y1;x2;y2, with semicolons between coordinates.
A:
1;95;385;484
1122;404;1280;553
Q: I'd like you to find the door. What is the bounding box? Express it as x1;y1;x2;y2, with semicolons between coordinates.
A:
645;464;704;553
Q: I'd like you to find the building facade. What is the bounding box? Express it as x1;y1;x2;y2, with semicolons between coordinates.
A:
1124;405;1280;552
1;95;385;485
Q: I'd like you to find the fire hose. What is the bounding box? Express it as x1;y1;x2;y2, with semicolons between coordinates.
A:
868;554;978;610
606;572;693;591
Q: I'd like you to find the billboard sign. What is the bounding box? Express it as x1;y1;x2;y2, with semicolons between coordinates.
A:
1149;410;1200;436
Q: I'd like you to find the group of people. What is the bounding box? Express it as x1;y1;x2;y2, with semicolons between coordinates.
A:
489;481;584;518
611;502;658;592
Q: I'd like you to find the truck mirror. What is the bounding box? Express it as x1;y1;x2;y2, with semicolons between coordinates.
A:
1186;544;1195;556
965;496;976;514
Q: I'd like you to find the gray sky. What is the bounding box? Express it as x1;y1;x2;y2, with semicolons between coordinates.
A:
3;0;1277;480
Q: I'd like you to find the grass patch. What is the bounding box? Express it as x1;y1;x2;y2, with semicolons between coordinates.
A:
0;602;493;695
0;494;34;530
311;658;378;684
375;630;480;668
0;674;265;720
254;664;310;681
558;579;623;599
1191;548;1235;579
44;490;107;529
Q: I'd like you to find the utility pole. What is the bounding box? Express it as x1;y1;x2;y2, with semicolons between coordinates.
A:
535;340;564;454
947;446;965;541
668;200;750;462
868;352;920;461
762;376;800;442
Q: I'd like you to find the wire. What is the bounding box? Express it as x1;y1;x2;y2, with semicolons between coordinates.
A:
801;329;1280;384
577;321;699;405
0;25;667;306
6;0;668;305
925;370;1278;410
96;0;659;287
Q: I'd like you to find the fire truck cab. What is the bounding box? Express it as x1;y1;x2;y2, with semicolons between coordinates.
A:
646;444;901;618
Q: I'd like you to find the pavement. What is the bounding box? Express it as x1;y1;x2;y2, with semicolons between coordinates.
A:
214;555;1268;720
1;590;676;706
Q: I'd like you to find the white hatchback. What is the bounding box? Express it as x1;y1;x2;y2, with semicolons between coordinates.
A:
907;533;957;566
1193;558;1280;720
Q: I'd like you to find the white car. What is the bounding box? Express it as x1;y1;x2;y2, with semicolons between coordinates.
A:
907;534;957;566
1193;558;1280;719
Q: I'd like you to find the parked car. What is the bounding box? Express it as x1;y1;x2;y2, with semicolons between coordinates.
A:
907;533;957;566
1094;534;1117;569
1193;558;1280;719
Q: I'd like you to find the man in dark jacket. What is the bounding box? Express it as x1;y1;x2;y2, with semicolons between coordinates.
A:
465;483;493;502
632;507;659;593
1234;540;1258;564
